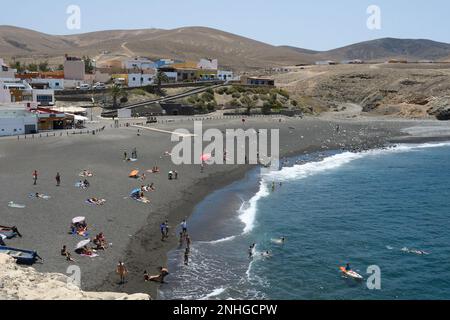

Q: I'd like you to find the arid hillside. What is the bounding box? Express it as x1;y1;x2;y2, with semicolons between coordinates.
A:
274;63;450;119
0;26;314;70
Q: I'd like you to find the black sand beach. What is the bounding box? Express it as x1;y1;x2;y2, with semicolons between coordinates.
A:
1;115;448;298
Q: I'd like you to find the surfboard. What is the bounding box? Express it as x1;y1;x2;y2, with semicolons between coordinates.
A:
340;267;363;280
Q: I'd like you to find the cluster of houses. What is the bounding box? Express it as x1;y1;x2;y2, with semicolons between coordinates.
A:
0;54;241;137
108;57;238;87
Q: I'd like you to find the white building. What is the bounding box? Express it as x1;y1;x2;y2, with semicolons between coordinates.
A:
217;70;236;81
30;78;64;90
0;104;38;136
124;58;156;71
198;58;218;70
128;73;154;87
32;89;55;106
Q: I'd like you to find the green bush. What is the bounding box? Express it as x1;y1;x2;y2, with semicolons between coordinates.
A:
232;92;241;99
230;99;241;107
262;102;272;115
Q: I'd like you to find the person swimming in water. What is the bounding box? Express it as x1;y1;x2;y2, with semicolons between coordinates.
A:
248;243;256;258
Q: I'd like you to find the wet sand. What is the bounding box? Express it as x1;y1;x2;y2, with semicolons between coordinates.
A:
1;115;447;299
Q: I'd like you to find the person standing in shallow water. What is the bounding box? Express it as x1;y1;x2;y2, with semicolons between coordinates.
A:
184;247;190;266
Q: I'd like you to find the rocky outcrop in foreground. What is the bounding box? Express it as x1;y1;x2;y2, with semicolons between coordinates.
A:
0;254;150;300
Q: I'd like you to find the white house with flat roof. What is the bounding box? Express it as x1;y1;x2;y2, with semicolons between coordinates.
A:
32;89;55;106
128;73;155;87
218;70;237;81
30;78;64;90
0;104;38;136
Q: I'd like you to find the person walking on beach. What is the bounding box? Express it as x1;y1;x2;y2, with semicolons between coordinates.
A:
164;220;170;238
179;232;184;247
116;261;128;284
181;219;188;236
55;172;61;187
32;170;38;185
186;235;192;249
124;151;128;161
160;222;167;241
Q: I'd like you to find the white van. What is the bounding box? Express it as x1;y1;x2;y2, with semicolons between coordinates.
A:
77;84;91;91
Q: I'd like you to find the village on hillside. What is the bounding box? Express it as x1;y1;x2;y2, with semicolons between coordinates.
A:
0;55;285;137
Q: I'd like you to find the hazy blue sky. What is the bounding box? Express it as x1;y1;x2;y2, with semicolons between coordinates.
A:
2;0;449;50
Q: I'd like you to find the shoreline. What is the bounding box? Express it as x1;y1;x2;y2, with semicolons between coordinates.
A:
95;117;450;299
153;133;450;299
1;115;449;299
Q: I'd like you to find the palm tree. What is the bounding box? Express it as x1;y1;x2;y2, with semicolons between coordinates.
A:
110;84;123;109
155;70;169;94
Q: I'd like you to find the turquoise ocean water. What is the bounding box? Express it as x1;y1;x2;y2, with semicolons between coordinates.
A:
160;142;450;300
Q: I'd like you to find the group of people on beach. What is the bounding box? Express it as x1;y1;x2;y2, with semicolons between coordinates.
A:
32;170;62;187
124;148;138;161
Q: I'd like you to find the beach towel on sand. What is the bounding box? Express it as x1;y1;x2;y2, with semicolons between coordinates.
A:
8;202;26;209
85;198;106;206
28;193;50;200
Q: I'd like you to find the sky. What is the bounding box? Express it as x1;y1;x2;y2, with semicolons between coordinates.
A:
1;0;449;51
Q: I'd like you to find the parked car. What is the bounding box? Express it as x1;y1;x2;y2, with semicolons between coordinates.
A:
76;84;91;91
93;82;106;90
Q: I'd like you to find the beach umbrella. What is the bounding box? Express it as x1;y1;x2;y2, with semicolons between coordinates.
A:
200;153;212;162
75;239;91;250
129;170;139;178
130;188;141;196
72;216;86;224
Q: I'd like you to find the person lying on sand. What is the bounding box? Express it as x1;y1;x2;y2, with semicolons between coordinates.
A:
141;184;155;192
75;246;94;256
80;170;94;177
150;167;160;173
93;233;107;250
87;198;106;205
145;267;170;283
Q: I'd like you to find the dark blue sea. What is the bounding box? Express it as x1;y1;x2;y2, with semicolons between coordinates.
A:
160;142;450;300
